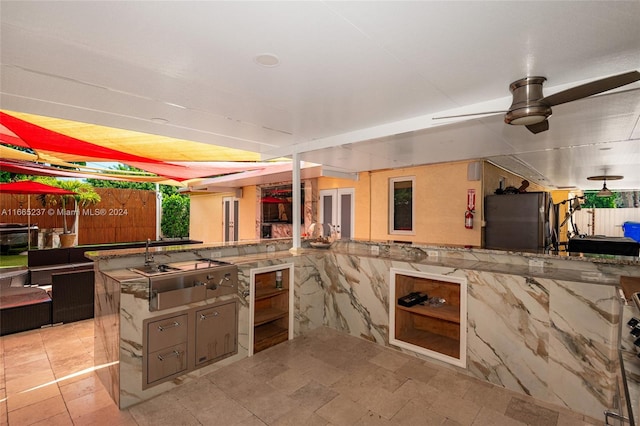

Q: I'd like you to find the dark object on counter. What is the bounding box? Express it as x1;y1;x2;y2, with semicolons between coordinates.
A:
567;236;639;257
398;292;429;307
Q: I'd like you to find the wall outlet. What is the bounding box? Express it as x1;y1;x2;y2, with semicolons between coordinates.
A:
427;250;439;258
211;251;222;258
370;245;380;255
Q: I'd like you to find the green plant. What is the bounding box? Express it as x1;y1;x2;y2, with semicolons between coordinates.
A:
34;177;101;234
582;191;618;208
161;194;190;238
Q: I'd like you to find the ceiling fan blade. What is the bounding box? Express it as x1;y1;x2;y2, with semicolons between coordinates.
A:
432;110;506;120
525;120;549;134
542;70;640;107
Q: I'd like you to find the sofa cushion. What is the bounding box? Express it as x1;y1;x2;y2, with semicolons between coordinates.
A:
0;286;51;310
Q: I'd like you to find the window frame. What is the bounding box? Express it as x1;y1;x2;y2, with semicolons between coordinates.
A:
389;176;415;235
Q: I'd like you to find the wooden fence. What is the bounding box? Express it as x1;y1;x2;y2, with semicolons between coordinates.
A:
0;188;157;245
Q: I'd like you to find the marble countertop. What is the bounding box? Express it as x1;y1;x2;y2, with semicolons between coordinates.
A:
90;238;639;286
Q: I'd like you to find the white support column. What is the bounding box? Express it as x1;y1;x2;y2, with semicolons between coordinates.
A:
155;183;162;241
291;152;301;251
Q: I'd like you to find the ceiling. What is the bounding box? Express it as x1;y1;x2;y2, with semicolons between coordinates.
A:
1;2;639;190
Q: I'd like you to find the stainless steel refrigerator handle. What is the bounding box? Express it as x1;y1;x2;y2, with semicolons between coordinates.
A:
157;321;180;331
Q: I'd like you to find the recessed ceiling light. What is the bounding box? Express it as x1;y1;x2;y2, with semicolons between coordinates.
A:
151;117;169;124
254;53;280;67
599;147;612;151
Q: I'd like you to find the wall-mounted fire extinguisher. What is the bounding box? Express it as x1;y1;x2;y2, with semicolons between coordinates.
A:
465;210;474;229
465;189;476;229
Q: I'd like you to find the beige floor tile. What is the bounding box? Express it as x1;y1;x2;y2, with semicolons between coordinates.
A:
556;411;600;426
191;396;254;425
267;366;313;394
175;378;227;412
288;380;338;411
73;403;139;426
237;414;269;426
462;379;513;414
7;394;67;425
128;393;199;426
31;411;74;426
316;394;369;426
357;386;411;419
65;388;118;420
353;411;394;425
393;377;441;403
0;401;7;426
302;359;346;387
59;372;102;402
428;368;473;398
360;365;407;394
390;399;448;425
272;407;329;426
329;362;382;402
429;390;482;425
505;397;560;426
472;406;527;426
5;381;60;412
369;349;412;372
395;358;441;384
50;353;94;379
235;388;300;424
1;330;42;353
5;369;56;394
4;358;53;383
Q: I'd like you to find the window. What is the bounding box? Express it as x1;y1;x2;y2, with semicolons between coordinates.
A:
389;177;414;234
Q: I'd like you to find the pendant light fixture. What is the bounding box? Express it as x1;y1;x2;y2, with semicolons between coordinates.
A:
587;175;623;197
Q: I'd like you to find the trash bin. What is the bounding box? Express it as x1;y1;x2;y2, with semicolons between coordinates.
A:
623;222;640;243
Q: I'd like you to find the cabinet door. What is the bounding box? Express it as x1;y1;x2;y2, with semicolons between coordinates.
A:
195;301;237;366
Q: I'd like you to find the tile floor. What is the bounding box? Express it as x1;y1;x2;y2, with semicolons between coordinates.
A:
0;320;602;425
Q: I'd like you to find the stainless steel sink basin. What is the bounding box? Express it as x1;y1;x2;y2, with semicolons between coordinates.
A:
131;264;181;276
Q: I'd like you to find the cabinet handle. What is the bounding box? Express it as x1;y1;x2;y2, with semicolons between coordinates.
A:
200;311;219;320
157;350;182;361
157;321;180;331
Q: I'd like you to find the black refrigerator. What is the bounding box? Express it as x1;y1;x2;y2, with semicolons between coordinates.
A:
484;192;555;252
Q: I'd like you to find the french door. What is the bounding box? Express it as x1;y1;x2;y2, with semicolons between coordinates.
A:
319;188;354;240
223;197;239;242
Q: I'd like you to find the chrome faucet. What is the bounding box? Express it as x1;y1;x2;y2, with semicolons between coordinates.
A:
145;238;154;266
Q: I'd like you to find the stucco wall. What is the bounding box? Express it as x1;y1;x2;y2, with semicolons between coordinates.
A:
189;186;259;243
368;161;482;246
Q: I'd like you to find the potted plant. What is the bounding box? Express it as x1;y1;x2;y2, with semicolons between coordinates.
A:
35;178;101;247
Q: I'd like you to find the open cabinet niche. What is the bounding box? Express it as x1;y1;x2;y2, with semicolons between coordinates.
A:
389;268;467;368
249;263;294;355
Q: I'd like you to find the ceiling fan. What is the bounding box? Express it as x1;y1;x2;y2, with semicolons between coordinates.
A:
435;70;640;134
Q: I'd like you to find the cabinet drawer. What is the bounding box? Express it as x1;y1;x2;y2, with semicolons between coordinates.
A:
147;313;188;353
147;342;188;384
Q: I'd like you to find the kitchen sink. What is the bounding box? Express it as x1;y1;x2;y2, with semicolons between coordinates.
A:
131;264;182;276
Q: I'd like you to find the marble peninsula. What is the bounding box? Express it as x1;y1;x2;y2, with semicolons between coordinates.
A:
87;239;640;421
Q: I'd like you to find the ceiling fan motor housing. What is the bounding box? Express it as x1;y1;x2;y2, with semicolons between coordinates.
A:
504;76;552;125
